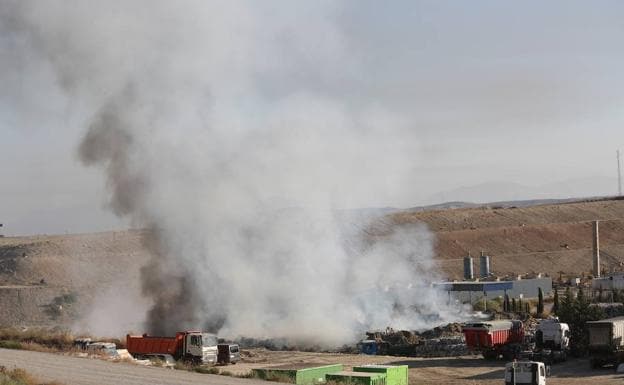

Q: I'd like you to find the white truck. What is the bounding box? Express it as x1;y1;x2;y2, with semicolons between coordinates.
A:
587;316;624;368
520;318;570;364
504;361;547;385
533;319;570;363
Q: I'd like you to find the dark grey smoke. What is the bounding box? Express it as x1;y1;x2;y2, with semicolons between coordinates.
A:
78;93;142;217
78;93;225;335
3;1;468;344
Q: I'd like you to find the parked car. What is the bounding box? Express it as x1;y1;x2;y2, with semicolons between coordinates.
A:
217;344;240;364
86;342;118;357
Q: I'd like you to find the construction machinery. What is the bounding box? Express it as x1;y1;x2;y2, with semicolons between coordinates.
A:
521;319;570;364
463;320;524;360
126;331;218;364
464;319;570;364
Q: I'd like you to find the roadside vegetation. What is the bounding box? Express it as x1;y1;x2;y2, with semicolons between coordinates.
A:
0;367;63;385
553;287;605;356
0;327;122;353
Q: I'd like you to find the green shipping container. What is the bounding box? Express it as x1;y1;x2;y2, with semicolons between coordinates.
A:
353;365;408;385
325;371;386;385
252;363;343;385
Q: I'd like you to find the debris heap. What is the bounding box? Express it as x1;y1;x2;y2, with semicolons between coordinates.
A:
364;324;468;357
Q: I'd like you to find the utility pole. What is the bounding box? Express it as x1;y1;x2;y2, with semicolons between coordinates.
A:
618;150;622;196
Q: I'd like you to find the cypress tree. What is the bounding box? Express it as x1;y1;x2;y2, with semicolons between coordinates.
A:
552;289;559;315
537;288;544;316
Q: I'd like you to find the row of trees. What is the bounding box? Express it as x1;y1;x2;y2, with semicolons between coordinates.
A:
553;287;605;356
501;287;545;315
499;287;606;356
502;294;531;313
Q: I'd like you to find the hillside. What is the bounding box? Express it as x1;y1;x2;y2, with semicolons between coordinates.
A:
390;197;624;280
0;230;149;329
2;198;624;328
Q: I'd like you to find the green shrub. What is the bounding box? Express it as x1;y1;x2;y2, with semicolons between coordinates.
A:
472;297;503;312
0;367;63;385
0;341;22;350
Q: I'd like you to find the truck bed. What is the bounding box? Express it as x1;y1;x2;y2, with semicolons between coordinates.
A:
126;334;181;356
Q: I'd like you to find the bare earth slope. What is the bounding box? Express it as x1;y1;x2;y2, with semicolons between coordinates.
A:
389;197;624;280
0;230;149;328
2;198;624;328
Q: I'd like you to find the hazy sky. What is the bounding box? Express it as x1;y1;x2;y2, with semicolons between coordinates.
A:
1;1;624;235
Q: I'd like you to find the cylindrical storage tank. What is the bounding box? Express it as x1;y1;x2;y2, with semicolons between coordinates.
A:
480;254;490;278
463;256;474;280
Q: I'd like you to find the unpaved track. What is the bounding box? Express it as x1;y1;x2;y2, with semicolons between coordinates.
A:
0;348;264;385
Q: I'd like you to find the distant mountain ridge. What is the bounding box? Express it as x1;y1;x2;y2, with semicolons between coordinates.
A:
425;176;618;206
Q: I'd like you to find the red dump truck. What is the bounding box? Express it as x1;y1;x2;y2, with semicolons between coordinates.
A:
126;331;218;364
462;320;524;360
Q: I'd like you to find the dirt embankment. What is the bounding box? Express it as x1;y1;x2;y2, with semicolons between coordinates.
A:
0;231;149;328
2;198;624;328
388;198;624;280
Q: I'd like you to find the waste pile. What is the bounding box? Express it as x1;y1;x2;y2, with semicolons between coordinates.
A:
361;324;468;357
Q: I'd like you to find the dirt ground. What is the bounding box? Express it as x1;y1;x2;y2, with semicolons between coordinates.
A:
0;348;265;385
232;349;624;385
1;347;622;385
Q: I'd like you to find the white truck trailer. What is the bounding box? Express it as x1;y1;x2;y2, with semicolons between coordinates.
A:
587;316;624;368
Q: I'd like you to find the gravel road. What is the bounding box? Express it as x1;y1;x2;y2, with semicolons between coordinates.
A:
0;348;265;385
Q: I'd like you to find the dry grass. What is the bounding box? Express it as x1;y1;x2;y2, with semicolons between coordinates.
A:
250;371;295;383
0;327;123;353
173;361;220;374
172;361;253;378
0;328;73;351
0;367;64;385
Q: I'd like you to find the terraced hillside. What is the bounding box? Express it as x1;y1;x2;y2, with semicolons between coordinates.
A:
390;197;624;280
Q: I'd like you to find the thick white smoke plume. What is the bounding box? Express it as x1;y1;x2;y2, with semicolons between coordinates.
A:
4;1;464;345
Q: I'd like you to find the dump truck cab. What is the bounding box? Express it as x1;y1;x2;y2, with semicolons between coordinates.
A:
535;319;570;351
192;332;218;364
504;361;547;385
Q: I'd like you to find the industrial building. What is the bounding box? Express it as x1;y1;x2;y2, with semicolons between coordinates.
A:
435;276;553;303
437;251;552;303
592;272;624;291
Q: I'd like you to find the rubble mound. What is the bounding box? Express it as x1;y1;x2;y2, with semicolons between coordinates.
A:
364;323;468;357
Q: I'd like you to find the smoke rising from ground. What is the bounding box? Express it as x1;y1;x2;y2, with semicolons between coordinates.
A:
4;1;465;345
